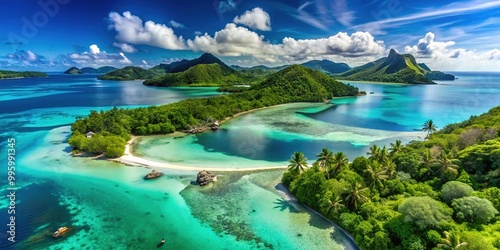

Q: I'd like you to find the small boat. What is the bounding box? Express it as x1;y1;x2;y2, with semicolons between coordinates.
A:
53;227;69;238
369;92;374;94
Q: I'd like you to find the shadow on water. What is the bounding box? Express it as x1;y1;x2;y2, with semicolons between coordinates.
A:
273;198;299;213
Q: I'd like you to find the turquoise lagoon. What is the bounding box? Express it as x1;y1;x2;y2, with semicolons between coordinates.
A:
1;72;500;249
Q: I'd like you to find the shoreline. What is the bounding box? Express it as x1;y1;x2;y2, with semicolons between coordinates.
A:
114;134;288;172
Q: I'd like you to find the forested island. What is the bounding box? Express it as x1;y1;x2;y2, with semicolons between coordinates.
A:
68;65;360;156
64;66;117;74
282;107;500;249
0;70;47;79
338;49;454;84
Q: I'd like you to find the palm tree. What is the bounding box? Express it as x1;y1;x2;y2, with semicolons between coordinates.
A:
433;151;460;179
331;152;348;177
437;231;468;250
367;144;380;160
378;146;390;165
389;140;403;157
321;194;344;218
364;163;389;190
420;148;435;177
422;119;438;139
316;148;334;179
288;152;308;176
344;182;370;210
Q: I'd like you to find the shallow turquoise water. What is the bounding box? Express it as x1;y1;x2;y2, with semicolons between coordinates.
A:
0;75;356;250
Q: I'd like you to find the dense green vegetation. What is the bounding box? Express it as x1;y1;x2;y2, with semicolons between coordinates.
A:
0;70;47;79
282;106;500;249
64;66;117;74
69;65;359;157
302;59;351;74
143;63;246;87
339;49;435;84
418;63;455;80
97;66;160;80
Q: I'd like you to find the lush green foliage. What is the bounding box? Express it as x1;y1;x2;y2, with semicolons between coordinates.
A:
441;181;474;203
0;70;47;79
452;196;498;224
98;66;160;80
282;105;500;249
70;65;359;157
64;66;116;74
144;63;246;87
338;49;434;84
399;196;452;229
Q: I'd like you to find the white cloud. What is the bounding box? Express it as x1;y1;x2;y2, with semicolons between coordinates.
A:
187;23;385;63
89;44;100;54
233;7;271;31
404;33;500;71
113;42;137;53
405;32;456;58
108;11;186;50
65;44;132;66
169;20;185;29
3;50;50;68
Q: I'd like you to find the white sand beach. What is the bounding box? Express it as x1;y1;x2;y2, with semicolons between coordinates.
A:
112;136;288;172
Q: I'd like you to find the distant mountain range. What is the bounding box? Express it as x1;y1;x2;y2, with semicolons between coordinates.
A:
64;66;117;74
338;49;455;84
71;50;454;86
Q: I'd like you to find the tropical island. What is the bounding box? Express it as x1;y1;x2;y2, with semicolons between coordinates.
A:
281;108;500;249
337;49;454;84
64;66;117;74
69;64;360;156
0;69;47;79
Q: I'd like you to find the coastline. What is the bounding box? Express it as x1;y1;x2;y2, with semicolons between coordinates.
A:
113;134;288;172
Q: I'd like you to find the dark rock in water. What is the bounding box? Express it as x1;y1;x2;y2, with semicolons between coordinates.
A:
196;170;217;186
144;169;163;180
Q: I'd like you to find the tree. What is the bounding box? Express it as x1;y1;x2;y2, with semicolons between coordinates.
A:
316;148;334;179
451;196;498;224
419;148;435;178
422;119;438;139
367;144;380;160
331;152;348;177
433;151;460;179
441;181;474;203
389;140;403;157
344;182;370;210
321;193;344;218
364;162;388;190
288;152;308;176
398;196;452;230
437;231;468;250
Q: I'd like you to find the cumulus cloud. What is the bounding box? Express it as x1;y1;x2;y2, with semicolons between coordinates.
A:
188;24;384;60
404;32;456;58
64;44;132;66
7;50;40;62
113;42;138;53
108;11;186;50
169;20;185;29
233;7;271;31
404;32;500;71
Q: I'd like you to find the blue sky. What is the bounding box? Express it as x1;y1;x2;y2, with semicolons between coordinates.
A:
1;0;500;71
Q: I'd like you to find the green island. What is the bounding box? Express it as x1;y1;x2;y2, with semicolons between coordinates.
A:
281;107;500;249
0;70;47;79
338;49;454;84
68;64;360;157
64;66;117;74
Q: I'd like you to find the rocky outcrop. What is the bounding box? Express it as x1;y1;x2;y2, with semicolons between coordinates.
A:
144;169;163;180
196;170;217;186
